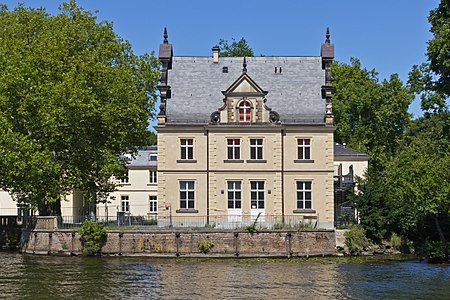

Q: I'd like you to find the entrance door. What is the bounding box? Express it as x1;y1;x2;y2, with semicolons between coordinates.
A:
250;181;265;223
227;181;242;227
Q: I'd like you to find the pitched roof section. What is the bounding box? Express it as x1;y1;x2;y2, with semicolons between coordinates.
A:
127;146;158;167
334;143;369;158
166;56;325;124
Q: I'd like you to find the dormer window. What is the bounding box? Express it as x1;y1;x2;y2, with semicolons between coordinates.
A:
239;100;252;122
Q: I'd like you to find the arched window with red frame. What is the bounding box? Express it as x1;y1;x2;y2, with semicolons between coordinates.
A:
239;100;252;122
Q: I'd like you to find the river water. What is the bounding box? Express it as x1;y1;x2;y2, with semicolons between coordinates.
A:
0;252;449;299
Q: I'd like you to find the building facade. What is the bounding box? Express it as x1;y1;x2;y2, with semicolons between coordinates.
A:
156;29;336;229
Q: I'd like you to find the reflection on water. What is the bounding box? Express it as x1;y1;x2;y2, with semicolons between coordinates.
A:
0;252;449;299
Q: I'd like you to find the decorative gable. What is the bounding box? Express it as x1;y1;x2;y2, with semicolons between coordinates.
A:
210;58;279;125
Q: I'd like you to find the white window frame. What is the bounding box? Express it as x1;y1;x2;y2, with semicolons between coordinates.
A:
296;181;312;210
120;169;129;184
179;181;195;209
297;139;311;160
239;100;252;122
250;181;265;209
149;195;157;213
250;139;263;160
227;139;241;160
149;170;157;183
180;139;194;160
121;195;130;212
227;181;242;209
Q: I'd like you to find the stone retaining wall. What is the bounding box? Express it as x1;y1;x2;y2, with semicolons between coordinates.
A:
20;229;336;257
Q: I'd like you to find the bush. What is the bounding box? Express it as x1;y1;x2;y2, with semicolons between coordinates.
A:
424;241;449;264
79;220;107;255
198;239;214;254
344;225;371;255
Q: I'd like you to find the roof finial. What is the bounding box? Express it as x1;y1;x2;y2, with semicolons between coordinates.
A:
325;27;330;44
243;56;247;73
163;27;168;44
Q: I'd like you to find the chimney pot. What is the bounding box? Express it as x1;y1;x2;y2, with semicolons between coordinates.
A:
212;45;220;63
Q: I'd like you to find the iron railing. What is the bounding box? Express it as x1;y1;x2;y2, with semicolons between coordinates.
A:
58;214;318;230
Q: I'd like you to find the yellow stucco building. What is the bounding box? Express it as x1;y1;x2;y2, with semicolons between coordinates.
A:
156;29;336;229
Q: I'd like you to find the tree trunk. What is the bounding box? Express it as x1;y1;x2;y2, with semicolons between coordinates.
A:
433;216;446;242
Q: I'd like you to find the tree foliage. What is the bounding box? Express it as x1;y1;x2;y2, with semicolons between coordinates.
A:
408;0;450;114
333;58;413;170
0;1;160;215
218;37;254;57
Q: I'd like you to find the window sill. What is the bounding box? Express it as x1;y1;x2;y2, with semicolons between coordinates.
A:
246;159;267;163
147;183;158;185
294;159;314;163
224;159;244;163
293;209;316;214
177;159;197;163
119;183;131;186
176;209;199;213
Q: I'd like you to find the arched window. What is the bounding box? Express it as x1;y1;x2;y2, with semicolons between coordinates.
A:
239;100;252;122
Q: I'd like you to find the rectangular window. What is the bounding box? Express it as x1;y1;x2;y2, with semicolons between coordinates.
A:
149;170;157;183
179;181;195;209
227;181;242;209
250;139;263;160
121;195;129;212
149;196;157;213
250;181;265;209
296;181;312;209
297;139;311;160
227;139;241;160
180;139;194;160
120;169;129;183
149;154;157;161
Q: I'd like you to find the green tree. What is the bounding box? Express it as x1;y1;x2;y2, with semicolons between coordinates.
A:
388;113;450;244
218;37;254;57
408;0;449;114
0;1;160;215
332;58;413;243
333;58;413;170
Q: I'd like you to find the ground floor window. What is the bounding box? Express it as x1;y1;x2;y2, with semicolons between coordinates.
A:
121;195;130;212
180;181;195;209
250;181;265;209
296;181;312;209
227;181;242;209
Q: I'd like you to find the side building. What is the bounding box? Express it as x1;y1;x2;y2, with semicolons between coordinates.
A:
156;29;336;229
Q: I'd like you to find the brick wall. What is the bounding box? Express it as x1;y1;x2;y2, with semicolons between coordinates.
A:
21;229;336;257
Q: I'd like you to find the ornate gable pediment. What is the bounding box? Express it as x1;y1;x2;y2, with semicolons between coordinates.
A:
222;72;268;97
210;62;279;125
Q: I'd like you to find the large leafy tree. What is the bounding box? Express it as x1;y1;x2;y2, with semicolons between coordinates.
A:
333;58;413;171
332;58;413;242
218;37;254;57
0;1;159;215
387;113;450;245
408;0;449;114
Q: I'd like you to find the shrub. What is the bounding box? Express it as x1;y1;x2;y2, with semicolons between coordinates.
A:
198;239;214;254
344;225;371;255
389;232;402;250
79;220;107;255
424;241;449;264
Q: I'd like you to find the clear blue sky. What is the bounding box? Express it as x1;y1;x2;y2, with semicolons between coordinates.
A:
2;0;443;120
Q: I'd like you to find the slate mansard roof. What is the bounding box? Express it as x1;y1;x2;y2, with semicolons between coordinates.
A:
126;146;157;168
165;56;326;124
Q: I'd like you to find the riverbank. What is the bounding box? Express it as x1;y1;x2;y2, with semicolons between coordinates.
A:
20;229;337;258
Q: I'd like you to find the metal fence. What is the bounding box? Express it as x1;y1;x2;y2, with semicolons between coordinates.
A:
59;214;318;230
